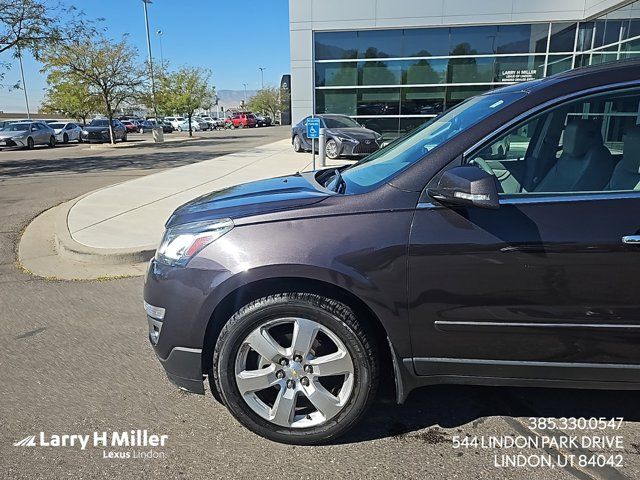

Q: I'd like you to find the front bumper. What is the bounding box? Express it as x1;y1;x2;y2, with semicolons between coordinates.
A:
0;138;24;147
339;139;381;157
144;259;224;394
82;131;110;142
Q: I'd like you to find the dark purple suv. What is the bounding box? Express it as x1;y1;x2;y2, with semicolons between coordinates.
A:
145;59;640;444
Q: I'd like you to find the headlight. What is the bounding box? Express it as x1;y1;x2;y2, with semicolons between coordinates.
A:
82;130;88;134
155;218;234;267
336;136;355;142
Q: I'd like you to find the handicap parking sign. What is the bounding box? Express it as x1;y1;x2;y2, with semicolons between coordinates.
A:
306;118;321;139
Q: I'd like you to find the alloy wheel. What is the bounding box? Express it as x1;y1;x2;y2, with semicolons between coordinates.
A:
326;139;339;159
234;317;354;428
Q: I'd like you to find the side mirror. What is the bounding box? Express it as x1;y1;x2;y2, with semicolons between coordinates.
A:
427;166;500;209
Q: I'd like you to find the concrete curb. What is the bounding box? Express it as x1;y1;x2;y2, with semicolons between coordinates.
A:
86;135;204;150
53;193;157;265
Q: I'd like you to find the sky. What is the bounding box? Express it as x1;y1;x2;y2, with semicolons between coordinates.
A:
0;0;290;112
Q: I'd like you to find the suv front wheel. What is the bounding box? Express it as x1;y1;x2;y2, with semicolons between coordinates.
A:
212;293;378;445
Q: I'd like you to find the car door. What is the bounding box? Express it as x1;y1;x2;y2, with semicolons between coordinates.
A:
34;123;47;143
408;86;640;385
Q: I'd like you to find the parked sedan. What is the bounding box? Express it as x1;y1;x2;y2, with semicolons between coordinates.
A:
48;122;83;143
0;121;56;149
145;59;640;446
165;116;186;130
194;117;211;131
81;119;127;143
255;114;272;127
175;119;201;132
121;120;140;133
292;114;382;159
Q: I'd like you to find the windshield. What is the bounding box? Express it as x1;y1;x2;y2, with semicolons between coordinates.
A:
89;120;108;127
49;123;66;129
340;91;526;193
323;116;360;129
4;123;30;131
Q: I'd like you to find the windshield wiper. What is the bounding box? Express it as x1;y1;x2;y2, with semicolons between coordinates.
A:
328;169;347;194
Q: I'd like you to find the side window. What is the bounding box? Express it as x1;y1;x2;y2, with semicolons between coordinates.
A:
467;88;640;195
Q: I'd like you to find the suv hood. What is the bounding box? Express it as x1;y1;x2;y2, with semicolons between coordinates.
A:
84;125;110;131
167;173;329;227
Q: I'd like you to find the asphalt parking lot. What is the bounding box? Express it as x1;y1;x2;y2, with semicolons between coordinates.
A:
1;125;639;479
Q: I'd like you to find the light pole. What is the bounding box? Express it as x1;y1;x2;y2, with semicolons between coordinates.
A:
156;29;164;68
258;67;266;89
17;47;30;119
142;0;158;121
242;82;248;105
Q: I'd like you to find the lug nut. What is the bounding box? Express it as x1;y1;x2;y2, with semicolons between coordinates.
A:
286;379;296;389
300;376;310;387
276;370;285;379
293;354;303;363
279;358;289;366
303;365;313;374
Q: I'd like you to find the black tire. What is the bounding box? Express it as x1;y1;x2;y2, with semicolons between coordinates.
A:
63;133;69;144
78;135;83;143
27;137;34;149
48;136;56;148
122;133;127;142
292;135;303;153
211;293;379;445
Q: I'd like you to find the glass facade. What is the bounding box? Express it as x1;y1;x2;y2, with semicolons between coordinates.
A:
313;1;640;139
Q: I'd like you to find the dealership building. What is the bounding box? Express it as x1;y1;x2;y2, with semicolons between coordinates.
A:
289;0;640;139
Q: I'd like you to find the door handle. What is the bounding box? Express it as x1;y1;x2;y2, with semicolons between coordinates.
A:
622;235;640;245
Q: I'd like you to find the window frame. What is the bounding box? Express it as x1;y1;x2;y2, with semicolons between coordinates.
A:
460;81;640;203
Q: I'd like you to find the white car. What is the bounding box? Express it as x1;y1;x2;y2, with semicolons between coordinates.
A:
165;116;186;130
48;122;83;143
175;119;201;132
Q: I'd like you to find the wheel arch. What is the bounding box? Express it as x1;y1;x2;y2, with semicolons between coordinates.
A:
201;276;395;403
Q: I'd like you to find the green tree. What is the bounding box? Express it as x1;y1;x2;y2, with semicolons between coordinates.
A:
155;67;215;136
40;34;144;143
247;86;289;121
0;1;96;87
40;78;99;126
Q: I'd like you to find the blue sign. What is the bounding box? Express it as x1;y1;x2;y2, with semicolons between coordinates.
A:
306;118;321;139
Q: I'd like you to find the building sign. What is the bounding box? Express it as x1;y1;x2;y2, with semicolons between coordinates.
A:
500;69;538;82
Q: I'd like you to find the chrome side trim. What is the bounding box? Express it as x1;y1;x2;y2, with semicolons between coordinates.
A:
416;201;444;209
462;81;640;159
435;320;640;329
500;191;640;205
415;357;640;369
417;192;640;209
172;347;202;354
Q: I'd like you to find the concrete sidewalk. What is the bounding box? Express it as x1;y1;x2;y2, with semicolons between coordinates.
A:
30;138;348;273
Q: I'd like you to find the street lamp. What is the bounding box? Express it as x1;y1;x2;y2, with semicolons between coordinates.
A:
17;47;30;119
156;29;164;68
258;67;266;89
142;0;158;121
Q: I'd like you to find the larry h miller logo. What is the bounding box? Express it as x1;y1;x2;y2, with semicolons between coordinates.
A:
13;430;168;459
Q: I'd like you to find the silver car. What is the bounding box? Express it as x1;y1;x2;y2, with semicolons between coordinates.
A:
0;121;56;149
48;122;83;143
